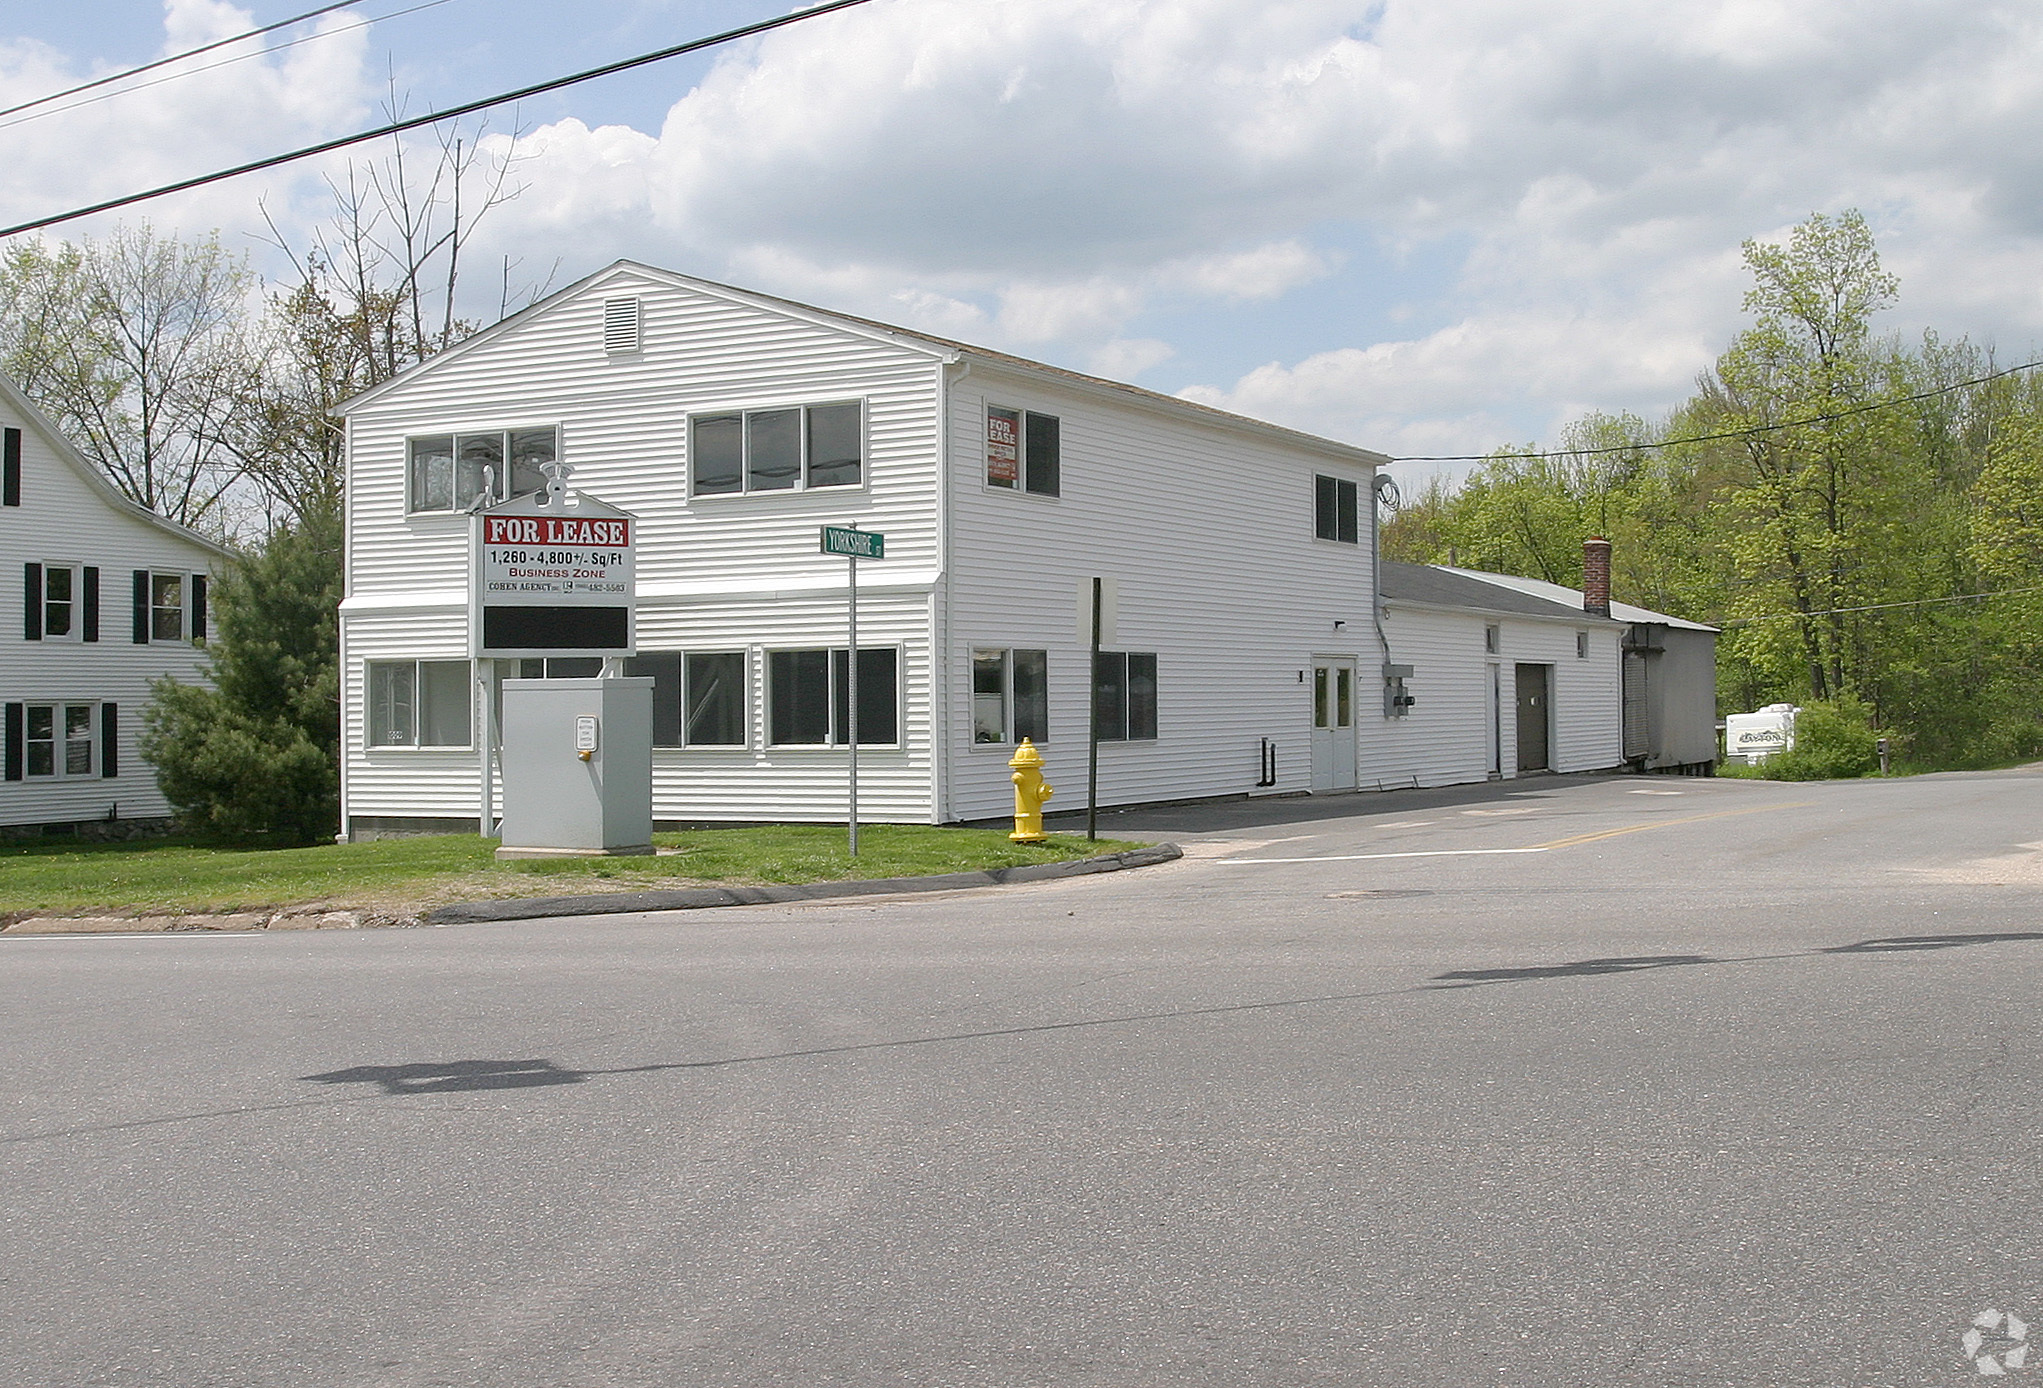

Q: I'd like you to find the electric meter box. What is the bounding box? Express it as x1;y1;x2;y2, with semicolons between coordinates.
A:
496;677;653;858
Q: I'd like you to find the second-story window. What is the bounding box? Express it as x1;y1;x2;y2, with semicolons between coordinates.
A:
1315;475;1359;543
986;406;1060;496
408;427;557;512
689;402;863;496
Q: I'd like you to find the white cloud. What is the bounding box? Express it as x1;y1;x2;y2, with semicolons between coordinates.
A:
0;1;373;241
1087;338;1175;378
1167;241;1334;302
17;0;2043;469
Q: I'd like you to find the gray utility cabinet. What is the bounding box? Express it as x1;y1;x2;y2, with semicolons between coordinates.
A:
497;677;653;858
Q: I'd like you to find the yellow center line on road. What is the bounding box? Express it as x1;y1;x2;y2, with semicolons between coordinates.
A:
1527;801;1814;851
1216;800;1813;865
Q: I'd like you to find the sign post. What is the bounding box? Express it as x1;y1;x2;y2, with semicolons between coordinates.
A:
820;526;885;856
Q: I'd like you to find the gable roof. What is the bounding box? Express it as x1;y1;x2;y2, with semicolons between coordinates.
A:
339;260;1389;470
1380;560;1715;631
0;372;229;557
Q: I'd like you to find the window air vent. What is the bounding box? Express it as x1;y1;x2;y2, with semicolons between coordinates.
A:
603;297;642;355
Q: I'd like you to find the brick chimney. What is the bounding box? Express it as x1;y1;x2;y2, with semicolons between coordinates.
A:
1582;537;1612;617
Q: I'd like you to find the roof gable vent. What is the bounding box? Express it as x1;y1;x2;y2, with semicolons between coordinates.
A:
603;296;642;356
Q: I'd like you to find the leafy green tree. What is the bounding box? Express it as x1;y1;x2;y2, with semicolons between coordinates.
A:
141;503;342;843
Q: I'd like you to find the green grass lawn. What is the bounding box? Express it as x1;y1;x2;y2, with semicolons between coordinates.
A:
0;825;1149;918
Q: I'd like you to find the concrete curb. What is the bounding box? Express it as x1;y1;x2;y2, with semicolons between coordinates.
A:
426;843;1185;925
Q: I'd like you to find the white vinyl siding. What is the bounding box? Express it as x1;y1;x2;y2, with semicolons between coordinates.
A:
944;366;1380;820
0;391;217;826
341;270;946;829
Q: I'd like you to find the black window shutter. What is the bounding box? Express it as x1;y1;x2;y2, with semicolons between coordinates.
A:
132;570;149;643
100;703;118;778
3;703;21;782
191;574;207;642
23;562;41;640
82;566;99;642
2;427;19;506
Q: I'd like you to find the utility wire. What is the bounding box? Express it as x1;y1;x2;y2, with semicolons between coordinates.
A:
0;0;460;136
0;0;366;121
1393;357;2043;464
0;0;881;240
1716;587;2043;628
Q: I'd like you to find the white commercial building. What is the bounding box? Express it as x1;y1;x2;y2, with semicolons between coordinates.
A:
337;263;1693;837
1;375;223;832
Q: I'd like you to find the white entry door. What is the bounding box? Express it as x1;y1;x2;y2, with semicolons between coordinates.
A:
1310;660;1358;792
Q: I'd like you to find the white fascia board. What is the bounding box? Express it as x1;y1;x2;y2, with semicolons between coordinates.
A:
1386;597;1628;629
339;589;470;614
638;570;942;602
0;372;231;558
340;572;944;615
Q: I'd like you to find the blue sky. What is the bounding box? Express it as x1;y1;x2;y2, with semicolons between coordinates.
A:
6;0;2043;488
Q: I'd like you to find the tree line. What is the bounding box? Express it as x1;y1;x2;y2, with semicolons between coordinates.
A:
0;122;537;841
1385;210;2043;772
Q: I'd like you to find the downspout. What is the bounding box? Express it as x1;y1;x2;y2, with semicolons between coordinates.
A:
933;355;967;824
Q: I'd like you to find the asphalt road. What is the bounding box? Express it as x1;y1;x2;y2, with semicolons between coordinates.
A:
5;767;2042;1387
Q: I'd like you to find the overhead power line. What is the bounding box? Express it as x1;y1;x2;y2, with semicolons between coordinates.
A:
0;0;881;240
1716;587;2043;628
1393;357;2043;464
0;0;367;121
0;0;461;136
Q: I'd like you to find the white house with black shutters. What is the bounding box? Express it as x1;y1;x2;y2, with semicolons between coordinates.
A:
1;375;223;832
338;262;1649;837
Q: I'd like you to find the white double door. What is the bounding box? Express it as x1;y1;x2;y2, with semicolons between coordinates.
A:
1309;658;1358;792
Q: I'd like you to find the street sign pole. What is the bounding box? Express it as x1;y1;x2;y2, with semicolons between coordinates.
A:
847;530;859;858
819;526;885;858
1088;576;1101;842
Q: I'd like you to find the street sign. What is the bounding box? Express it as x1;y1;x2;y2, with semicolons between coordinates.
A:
820;526;884;857
821;526;884;559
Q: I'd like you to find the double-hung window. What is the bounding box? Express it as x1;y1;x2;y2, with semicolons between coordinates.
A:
768;648;897;746
1092;652;1158;741
972;648;1048;745
43;565;75;638
6;700;117;782
690;402;863;496
21;703;95;777
623;652;748;747
150;573;184;641
368;660;472;747
985;407;1060;496
408;427;557;512
1315;475;1359;543
23;564;103;643
127;570;201;644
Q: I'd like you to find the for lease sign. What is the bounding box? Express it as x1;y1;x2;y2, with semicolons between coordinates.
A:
480;511;634;606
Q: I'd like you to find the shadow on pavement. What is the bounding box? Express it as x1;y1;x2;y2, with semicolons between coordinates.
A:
1426;955;1718;988
301;1059;586;1094
1822;931;2043;953
276;933;2043;1106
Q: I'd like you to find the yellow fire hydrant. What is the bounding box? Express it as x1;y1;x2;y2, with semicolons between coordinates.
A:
1008;738;1054;843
